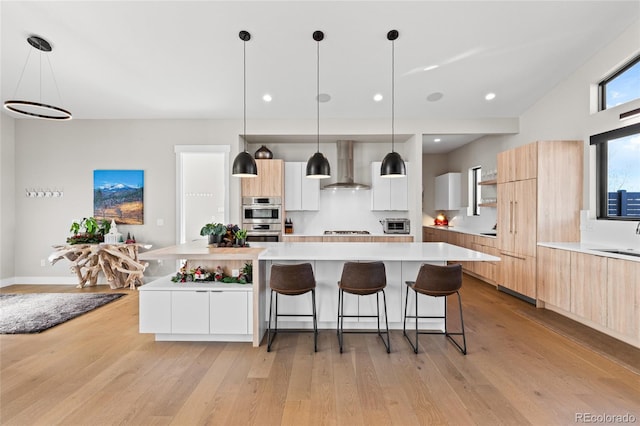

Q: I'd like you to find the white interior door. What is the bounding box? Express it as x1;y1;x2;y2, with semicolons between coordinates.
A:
175;145;230;244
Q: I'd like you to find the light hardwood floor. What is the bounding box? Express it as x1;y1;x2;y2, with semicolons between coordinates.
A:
1;276;639;425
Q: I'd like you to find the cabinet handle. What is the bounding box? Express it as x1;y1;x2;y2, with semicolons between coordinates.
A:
499;252;525;260
509;201;514;233
514;201;518;234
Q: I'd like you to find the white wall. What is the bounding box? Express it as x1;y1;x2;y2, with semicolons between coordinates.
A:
435;19;640;247
12;119;245;281
1;112;16;284
10;117;434;281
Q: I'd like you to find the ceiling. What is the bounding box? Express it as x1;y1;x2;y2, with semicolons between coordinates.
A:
2;1;638;152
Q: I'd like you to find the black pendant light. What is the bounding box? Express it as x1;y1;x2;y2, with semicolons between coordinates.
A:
4;36;72;120
306;30;331;179
232;30;258;178
380;30;406;178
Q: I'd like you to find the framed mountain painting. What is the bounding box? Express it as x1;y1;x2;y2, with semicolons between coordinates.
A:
93;170;144;225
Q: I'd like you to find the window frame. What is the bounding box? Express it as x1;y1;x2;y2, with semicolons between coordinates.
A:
591;122;640;221
598;55;640;111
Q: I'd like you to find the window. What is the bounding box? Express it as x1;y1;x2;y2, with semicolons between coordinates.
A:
469;166;481;216
591;122;640;220
599;55;640;110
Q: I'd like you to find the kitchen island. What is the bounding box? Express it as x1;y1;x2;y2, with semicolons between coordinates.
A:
139;240;499;346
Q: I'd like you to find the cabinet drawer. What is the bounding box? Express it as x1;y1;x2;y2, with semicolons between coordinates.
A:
172;291;210;334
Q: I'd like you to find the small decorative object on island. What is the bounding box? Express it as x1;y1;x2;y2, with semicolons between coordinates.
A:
234;228;248;247
200;222;227;245
67;217;111;244
434;213;449;226
254;145;273;159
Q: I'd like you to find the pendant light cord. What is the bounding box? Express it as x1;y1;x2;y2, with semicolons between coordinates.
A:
391;37;395;152
243;38;247;152
316;37;320;153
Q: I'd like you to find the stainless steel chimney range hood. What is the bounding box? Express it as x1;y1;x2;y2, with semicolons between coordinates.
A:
322;140;370;190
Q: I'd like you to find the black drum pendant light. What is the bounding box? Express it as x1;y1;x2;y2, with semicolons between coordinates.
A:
306;30;331;179
380;30;406;178
232;30;258;178
4;36;72;120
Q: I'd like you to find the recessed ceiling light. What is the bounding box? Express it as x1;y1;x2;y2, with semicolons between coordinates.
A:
426;92;443;102
317;93;331;103
262;94;272;102
423;65;439;72
485;92;496;101
373;93;383;102
434;138;441;143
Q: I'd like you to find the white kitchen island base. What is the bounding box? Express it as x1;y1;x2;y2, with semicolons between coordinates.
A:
139;275;253;342
139;241;500;346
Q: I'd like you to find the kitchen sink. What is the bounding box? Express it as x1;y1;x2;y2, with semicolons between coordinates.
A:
592;248;640;258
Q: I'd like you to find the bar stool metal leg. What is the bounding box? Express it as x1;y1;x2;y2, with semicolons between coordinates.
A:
381;289;390;353
444;291;467;355
267;289;275;352
312;288;318;352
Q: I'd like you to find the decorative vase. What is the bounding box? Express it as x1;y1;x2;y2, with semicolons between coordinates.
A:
208;234;221;245
236;238;246;247
254;145;273;159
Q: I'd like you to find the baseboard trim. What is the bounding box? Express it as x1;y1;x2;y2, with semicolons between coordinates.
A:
2;275;166;287
11;276;84;285
0;277;16;288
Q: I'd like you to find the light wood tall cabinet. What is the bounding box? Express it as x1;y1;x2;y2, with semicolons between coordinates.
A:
496;140;583;301
241;159;284;197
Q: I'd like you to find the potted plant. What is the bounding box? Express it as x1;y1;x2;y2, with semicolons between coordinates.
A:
200;222;226;245
67;217;111;245
234;228;248;247
241;261;252;283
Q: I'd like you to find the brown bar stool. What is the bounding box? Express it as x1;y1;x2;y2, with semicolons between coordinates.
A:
337;261;390;353
267;263;317;352
403;263;466;355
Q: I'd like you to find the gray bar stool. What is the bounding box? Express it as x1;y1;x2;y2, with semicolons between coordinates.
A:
403;263;467;355
337;261;390;353
267;263;318;352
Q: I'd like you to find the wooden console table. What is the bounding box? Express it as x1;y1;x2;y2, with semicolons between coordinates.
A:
49;243;150;289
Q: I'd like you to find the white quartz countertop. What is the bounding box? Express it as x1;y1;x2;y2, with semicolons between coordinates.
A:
140;240;499;263
424;225;497;238
283;233;410;237
538;242;640;263
259;242;500;262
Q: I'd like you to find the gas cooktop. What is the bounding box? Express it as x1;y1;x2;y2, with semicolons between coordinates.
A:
323;230;371;235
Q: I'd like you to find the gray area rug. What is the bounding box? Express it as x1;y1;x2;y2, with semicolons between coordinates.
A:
0;293;125;334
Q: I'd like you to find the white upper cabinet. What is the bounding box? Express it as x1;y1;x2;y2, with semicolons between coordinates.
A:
435;172;461;210
370;161;409;211
284;162;320;211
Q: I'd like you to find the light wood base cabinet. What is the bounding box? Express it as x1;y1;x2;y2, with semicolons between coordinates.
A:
537;247;639;348
498;252;536;300
570;252;607;327
537;246;571;311
607;258;640;340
